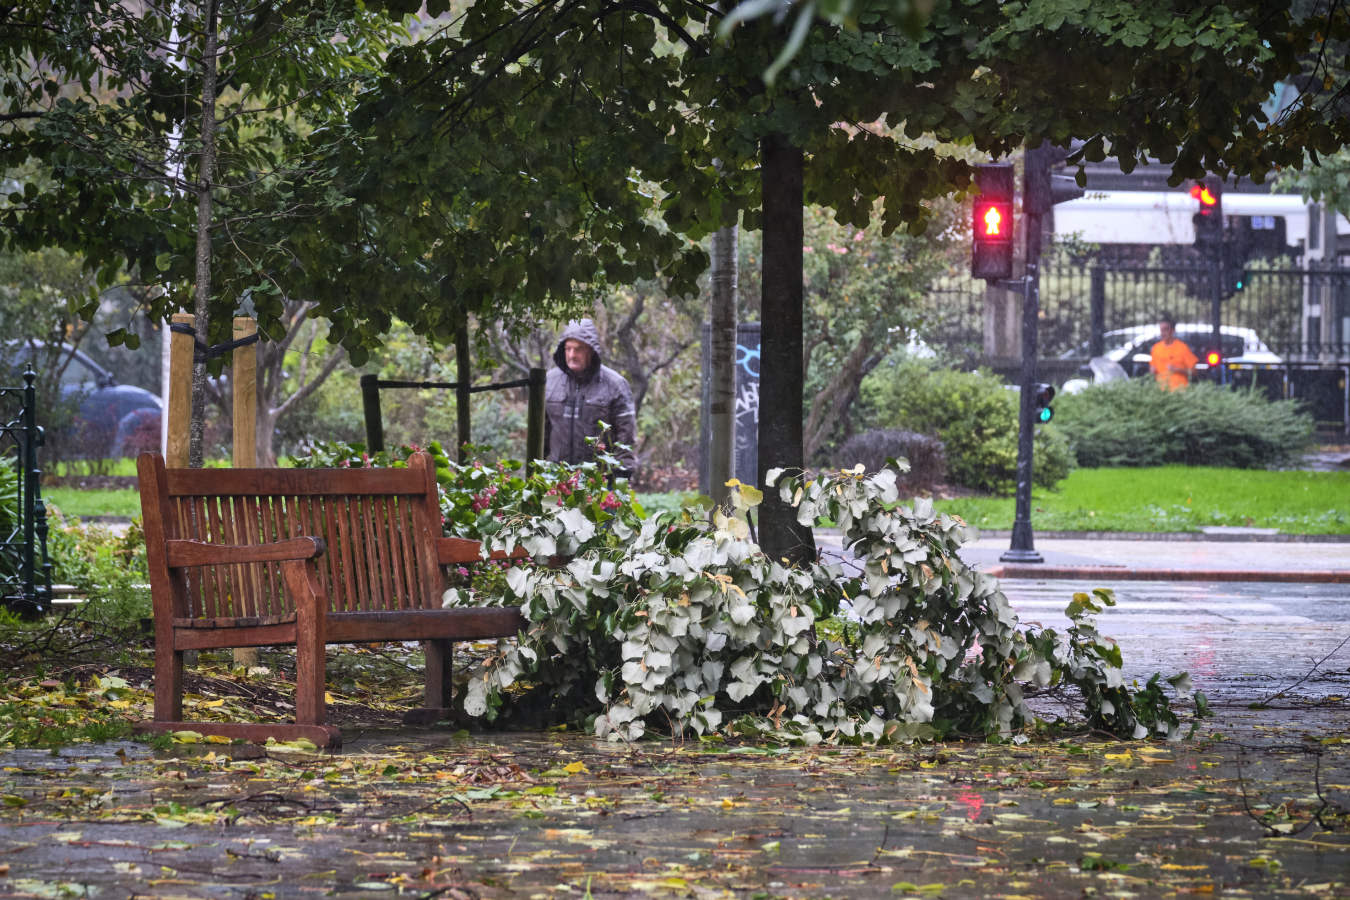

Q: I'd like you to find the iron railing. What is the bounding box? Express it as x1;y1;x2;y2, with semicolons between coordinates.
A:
1;368;52;617
928;259;1350;363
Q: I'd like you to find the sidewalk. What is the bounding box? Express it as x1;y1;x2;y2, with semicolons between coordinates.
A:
960;531;1350;582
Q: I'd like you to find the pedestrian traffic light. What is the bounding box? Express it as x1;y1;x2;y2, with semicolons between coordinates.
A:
1033;383;1055;423
1191;176;1223;248
972;163;1014;281
1204;348;1222;368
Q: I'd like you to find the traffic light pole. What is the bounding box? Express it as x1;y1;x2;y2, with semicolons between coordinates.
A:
1001;258;1044;564
1211;237;1226;386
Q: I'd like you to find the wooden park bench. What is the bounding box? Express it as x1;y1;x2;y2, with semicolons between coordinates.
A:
135;450;527;748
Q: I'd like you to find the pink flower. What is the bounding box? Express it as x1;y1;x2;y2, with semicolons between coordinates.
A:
456;566;470;577
826;243;848;255
803;246;814;253
600;491;621;511
852;231;865;242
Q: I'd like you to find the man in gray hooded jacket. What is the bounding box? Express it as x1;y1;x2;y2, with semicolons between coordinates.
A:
544;319;638;473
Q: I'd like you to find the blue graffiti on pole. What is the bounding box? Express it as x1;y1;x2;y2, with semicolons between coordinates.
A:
736;343;760;379
733;342;760;484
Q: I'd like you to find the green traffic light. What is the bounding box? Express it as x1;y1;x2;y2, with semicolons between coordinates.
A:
1037;406;1053;423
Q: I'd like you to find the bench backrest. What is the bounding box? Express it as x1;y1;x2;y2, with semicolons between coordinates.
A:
138;452;447;621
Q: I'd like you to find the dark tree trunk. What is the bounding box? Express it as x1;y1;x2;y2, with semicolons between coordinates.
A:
188;0;220;469
757;134;815;565
708;223;737;507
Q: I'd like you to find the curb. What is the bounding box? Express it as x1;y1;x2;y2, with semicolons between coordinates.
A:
982;564;1350;583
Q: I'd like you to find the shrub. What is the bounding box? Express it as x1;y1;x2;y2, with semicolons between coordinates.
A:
833;429;947;489
861;360;1073;494
2;515;151;670
1055;379;1316;469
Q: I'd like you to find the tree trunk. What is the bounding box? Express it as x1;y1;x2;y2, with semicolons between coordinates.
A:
802;331;879;461
188;0;220;469
757;134;815;565
456;313;471;462
708;223;737;507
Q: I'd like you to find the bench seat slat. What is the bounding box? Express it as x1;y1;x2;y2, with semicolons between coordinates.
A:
326;607;527;643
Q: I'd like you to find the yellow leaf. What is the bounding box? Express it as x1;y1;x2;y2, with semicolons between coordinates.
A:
1103;751;1132;761
562;761;589;775
198;698;225;709
171;730;203;744
325;692;337;704
721;797;736;809
204;735;232;744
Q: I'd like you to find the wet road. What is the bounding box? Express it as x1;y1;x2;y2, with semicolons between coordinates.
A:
998;577;1350;706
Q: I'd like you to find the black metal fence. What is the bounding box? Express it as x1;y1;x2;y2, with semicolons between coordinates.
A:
1;369;53;617
928;258;1350;363
1037;260;1350;361
359;369;547;466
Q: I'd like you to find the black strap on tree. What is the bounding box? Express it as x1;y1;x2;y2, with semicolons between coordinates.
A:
168;322;260;363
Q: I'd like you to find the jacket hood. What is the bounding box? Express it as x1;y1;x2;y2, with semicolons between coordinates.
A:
553;319;604;378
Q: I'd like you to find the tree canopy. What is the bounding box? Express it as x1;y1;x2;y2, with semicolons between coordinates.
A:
7;1;1350;547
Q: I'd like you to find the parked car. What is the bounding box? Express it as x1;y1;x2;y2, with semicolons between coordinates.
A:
1061;324;1282;379
1;340;162;459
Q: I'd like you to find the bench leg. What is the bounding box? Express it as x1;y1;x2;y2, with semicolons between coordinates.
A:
153;646;184;724
403;639;454;725
285;559;327;727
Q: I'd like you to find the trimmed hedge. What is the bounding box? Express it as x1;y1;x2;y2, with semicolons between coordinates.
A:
833;429;947;489
1055;378;1315;468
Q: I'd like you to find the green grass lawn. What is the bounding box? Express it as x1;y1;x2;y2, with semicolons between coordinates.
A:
933;465;1350;535
42;487;143;519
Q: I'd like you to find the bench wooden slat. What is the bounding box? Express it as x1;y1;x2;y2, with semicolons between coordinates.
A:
174;612;296;629
163;464;427;497
164;536;326;568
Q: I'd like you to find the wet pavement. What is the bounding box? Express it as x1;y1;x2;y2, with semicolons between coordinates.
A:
2;533;1347;898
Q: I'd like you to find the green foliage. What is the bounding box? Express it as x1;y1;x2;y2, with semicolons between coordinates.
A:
737;201;966;461
1;517;151;668
1055;379;1315;469
861;358;1073;494
0;460;18;583
0;674;135;749
457;466;1192;743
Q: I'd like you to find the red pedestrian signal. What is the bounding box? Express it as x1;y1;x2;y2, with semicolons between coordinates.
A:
1191;175;1223;248
980;203;1006;236
1190;182;1218;208
1205;349;1222;367
972;163;1014;281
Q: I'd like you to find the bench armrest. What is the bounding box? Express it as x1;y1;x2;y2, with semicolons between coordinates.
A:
436;536;530;566
164;536;327;568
